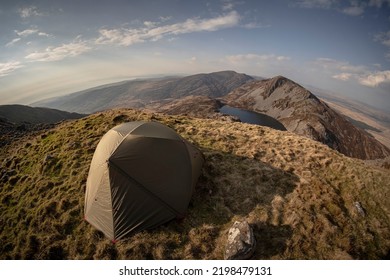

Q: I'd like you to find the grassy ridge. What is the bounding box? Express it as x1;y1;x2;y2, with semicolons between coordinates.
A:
1;109;389;259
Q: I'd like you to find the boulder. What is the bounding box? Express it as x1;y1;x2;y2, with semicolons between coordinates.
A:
224;220;256;260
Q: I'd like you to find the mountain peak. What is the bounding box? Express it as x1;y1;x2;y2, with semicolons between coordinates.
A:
265;75;301;93
222;76;390;160
269;75;289;82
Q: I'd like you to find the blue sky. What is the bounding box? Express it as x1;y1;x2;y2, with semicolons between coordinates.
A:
0;0;389;110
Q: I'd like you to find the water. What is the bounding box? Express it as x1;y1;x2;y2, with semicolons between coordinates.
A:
219;105;287;131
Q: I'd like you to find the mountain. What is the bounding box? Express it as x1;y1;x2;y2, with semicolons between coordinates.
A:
0;105;85;148
33;71;253;114
0;104;85;124
150;95;224;119
32;71;389;160
308;88;390;151
1;108;389;259
222;76;390;160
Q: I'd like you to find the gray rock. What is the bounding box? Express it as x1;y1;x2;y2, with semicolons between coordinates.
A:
224;220;256;260
354;201;366;217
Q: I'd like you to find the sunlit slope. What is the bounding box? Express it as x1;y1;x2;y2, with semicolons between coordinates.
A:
1;109;389;259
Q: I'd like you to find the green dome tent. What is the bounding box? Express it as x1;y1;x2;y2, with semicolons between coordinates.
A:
84;121;204;241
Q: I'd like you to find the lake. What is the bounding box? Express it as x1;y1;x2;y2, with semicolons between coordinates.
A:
219;105;287;131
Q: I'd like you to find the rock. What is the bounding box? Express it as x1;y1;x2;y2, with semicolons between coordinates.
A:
354;201;366;217
224;220;256;260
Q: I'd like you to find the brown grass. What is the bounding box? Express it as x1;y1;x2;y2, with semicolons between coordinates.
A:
0;108;389;259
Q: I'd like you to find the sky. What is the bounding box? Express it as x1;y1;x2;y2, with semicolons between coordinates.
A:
0;0;390;111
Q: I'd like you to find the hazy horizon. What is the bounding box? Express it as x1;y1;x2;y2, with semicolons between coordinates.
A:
1;0;389;111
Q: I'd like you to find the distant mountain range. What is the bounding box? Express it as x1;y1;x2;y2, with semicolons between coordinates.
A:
0;104;85;124
33;71;252;114
32;70;390;160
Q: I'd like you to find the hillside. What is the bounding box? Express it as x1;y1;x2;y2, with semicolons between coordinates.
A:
32;71;389;160
0;104;85;124
307;85;390;150
315;95;390;151
1;109;390;260
0;105;84;149
150;95;225;119
222;76;390;160
33;71;253;114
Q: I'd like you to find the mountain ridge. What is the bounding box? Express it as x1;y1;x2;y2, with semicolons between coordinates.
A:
33;71;253;114
222;76;390;160
32;70;389;160
0;104;85;149
0;104;85;124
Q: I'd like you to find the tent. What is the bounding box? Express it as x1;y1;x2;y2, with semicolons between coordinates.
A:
84;121;204;241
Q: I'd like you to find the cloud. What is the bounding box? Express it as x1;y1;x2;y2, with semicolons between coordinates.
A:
0;61;24;77
18;6;42;18
369;0;390;7
15;28;51;38
6;38;21;47
226;53;291;64
38;32;50;37
144;21;157;28
358;70;390;87
375;30;390;47
96;11;240;46
5;29;51;47
314;57;390;88
187;56;197;64
25;41;91;62
374;30;390;60
15;28;38;36
295;0;388;16
222;0;235;11
314;57;366;73
332;72;352;81
243;22;271;29
342;5;364;16
295;0;336;9
159;16;171;22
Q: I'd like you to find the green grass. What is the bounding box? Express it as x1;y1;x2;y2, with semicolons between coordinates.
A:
1;108;389;259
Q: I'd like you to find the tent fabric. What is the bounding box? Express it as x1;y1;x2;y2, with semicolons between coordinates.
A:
84;121;204;241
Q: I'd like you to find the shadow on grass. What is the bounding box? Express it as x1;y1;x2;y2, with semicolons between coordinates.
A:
251;223;293;259
189;149;299;259
115;148;299;259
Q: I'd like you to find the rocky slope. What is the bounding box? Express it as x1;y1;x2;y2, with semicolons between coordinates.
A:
1;108;389;260
149;95;225;119
222;76;390;160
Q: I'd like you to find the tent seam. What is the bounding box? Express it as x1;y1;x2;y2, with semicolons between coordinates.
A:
108;158;180;217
